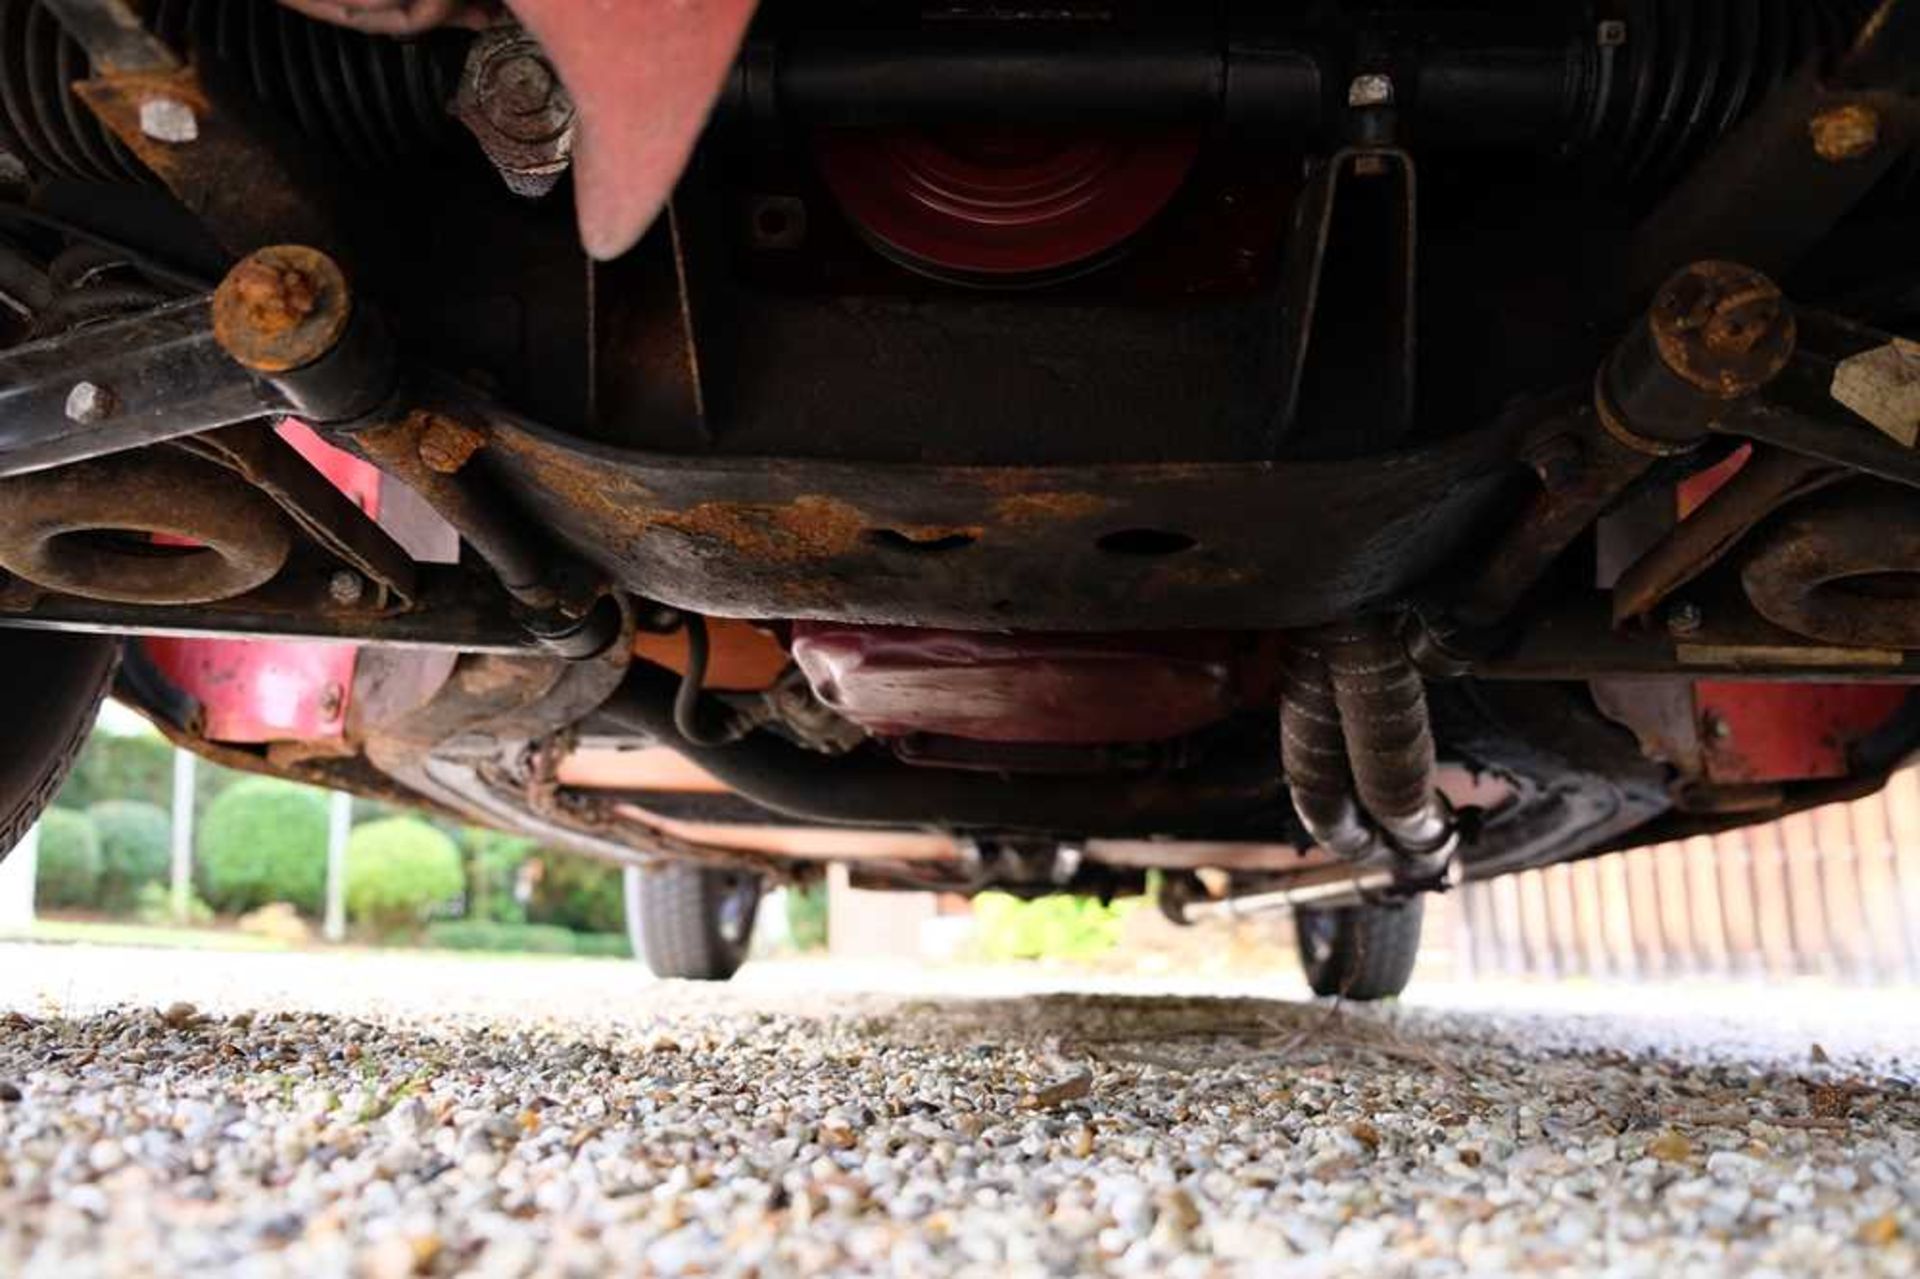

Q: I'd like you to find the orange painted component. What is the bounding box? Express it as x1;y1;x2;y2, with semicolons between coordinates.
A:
558;746;729;793
632;618;788;691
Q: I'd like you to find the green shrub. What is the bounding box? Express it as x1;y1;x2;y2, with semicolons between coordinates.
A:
424;920;580;954
34;809;101;909
133;881;214;927
460;829;536;924
197;778;329;915
570;931;632;959
971;892;1140;964
787;881;829;951
87;800;172;914
54;732;173;812
346;818;463;936
527;852;625;934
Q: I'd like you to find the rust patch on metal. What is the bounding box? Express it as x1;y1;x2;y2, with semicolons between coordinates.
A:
416;414;490;474
1676;643;1904;669
1741;486;1920;650
1649;260;1796;398
992;491;1115;526
71;63;340;255
1808;102;1880;162
212;246;350;374
646;496;871;561
0;450;291;605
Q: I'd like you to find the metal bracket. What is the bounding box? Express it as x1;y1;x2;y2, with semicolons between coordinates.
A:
1272;146;1418;455
0;299;282;478
42;0;350;257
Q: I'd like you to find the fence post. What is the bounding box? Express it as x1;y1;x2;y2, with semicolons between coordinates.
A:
325;791;351;943
170;748;195;924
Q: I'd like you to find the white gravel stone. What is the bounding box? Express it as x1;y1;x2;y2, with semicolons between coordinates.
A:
0;946;1914;1276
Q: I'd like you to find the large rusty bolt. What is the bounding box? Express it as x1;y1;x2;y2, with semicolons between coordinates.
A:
212;245;352;374
453;27;576;198
416;414;488;475
1648;260;1797;399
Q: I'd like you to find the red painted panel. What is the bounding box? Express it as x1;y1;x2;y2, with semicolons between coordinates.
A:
142;423;375;744
1679;444;1909;783
1697;682;1910;784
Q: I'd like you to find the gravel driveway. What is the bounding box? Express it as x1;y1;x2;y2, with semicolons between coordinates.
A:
0;944;1913;1276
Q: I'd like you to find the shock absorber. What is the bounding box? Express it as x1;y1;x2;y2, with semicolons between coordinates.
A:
0;0;466;184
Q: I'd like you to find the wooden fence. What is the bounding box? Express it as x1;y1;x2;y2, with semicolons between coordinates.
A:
1448;767;1920;983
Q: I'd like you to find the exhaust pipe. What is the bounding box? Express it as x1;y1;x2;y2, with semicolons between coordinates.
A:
1282;616;1457;885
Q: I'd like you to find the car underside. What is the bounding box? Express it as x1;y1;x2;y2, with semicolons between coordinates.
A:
2;0;1917;991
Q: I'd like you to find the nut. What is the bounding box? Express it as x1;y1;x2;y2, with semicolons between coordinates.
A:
1596;19;1628;47
454;28;576;198
138;97;199;144
1665;601;1704;637
64;381;117;425
327;569;366;607
416;415;488;474
1809;103;1880;163
1347;74;1394;108
1526;434;1585;493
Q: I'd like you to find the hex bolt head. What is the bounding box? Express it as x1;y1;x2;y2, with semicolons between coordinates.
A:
1809;102;1879;163
1347;73;1395;108
1665;601;1704;637
138;96;199;144
64;381;116;424
327;569;366;607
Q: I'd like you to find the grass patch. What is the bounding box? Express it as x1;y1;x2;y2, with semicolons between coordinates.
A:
4;919;291;952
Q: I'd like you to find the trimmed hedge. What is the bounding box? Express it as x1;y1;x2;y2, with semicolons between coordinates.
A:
346;818;463;936
971;892;1140;963
424;921;628;957
88;800;172;914
197;778;329;915
461;829;536;925
571;931;632;959
133;882;213;927
787;882;829;951
527;853;626;935
34;808;100;909
54;732;172;812
425;921;579;954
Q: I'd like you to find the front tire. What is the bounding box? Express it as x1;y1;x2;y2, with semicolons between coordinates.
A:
624;863;763;980
1294;897;1424;1001
0;633;116;858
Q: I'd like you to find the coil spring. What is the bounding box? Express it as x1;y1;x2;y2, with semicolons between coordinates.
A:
1579;0;1880;189
0;0;465;184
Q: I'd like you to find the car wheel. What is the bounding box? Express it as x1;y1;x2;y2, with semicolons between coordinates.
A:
1294;897;1423;1001
624;862;763;980
0;632;117;858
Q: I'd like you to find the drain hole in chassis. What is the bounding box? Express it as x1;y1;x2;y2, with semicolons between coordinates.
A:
1096;527;1197;557
864;528;978;554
